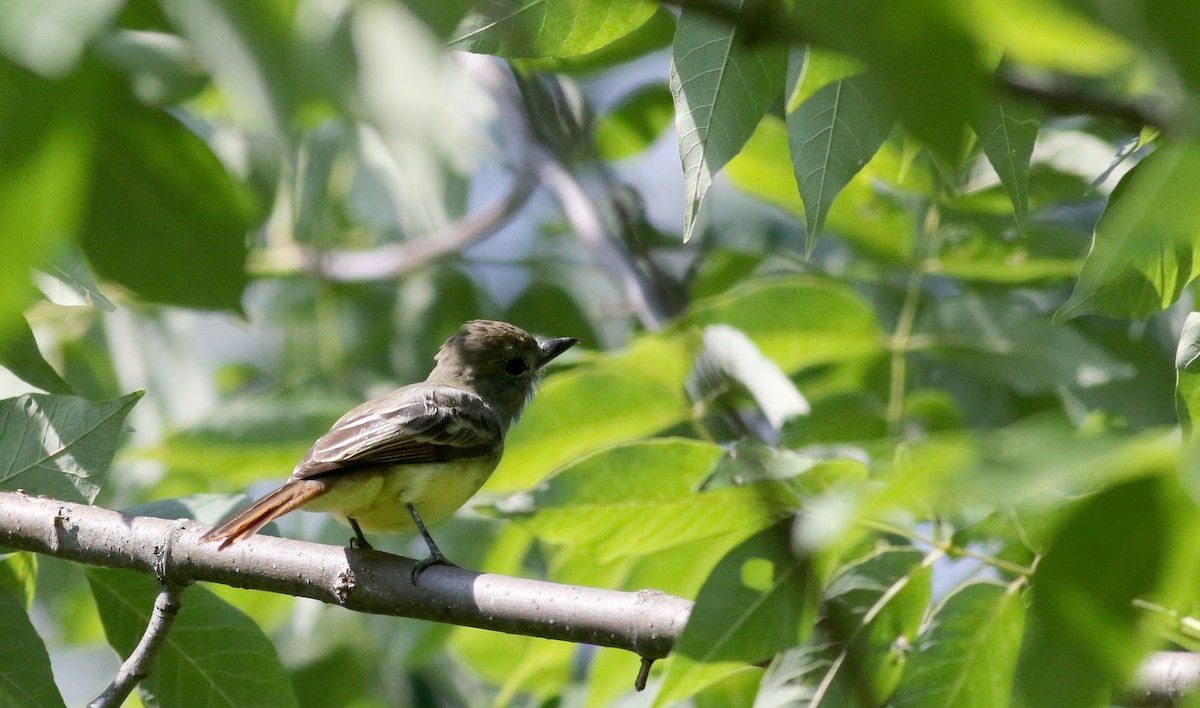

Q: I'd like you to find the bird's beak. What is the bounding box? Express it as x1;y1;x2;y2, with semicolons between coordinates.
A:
537;337;578;367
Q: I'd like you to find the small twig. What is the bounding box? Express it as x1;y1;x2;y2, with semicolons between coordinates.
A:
856;518;1035;577
88;583;184;708
998;72;1169;133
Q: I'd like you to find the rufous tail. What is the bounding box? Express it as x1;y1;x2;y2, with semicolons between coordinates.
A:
200;479;327;550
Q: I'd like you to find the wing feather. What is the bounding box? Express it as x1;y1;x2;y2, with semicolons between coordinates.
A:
292;385;502;478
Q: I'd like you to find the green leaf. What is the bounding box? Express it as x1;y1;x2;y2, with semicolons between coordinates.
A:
595;83;674;161
0;391;142;502
787;73;895;253
0;553;38;609
496;439;791;560
970;96;1038;234
655;521;814;706
0;589;66;708
671;0;786;241
488;356;690;493
1056;141;1200;322
0;315;73;395
916;293;1134;395
811;547;933;705
529;7;676;75
786;46;866;112
1016;476;1173;707
684;276;885;373
450;0;657;58
88;568;299;707
157;0;302;134
81;90;255;312
0;60;94;331
891;581;1025;707
1178;312;1200;437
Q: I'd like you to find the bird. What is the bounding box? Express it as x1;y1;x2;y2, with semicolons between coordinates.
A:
200;320;577;581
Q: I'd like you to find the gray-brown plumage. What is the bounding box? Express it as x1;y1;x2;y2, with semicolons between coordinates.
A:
200;320;577;578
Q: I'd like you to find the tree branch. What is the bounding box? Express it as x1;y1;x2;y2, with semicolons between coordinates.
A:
248;163;539;282
88;583;184;708
0;491;691;663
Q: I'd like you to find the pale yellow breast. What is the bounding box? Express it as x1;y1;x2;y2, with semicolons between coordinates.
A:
302;457;500;533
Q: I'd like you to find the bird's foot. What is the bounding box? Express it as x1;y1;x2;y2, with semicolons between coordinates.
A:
410;550;458;585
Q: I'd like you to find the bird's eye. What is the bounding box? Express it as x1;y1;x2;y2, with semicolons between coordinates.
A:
505;356;528;376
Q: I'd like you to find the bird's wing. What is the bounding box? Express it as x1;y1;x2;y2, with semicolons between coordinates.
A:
292;385;503;478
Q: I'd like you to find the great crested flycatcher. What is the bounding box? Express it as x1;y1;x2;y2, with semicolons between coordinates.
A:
200;320;577;579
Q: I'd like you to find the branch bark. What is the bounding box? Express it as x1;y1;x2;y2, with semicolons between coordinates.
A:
88;583;184;708
0;491;691;662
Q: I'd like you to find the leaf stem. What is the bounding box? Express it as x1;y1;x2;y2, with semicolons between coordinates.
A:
857;517;1034;577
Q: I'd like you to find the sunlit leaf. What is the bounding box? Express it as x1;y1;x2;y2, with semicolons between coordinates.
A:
0;553;37;609
656;522;814;706
88;568;299;708
671;0;786;241
495;439;792;560
892;581;1025;707
1056;141;1200;322
0;391;142;502
451;0;657;58
595;83;674;161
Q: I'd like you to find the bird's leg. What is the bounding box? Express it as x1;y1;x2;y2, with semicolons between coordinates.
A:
348;517;373;550
406;503;457;583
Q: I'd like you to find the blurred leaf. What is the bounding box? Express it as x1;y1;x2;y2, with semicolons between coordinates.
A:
451;0;657;58
684;276;885;373
810;547;933;705
286;645;377;708
1177;312;1200;437
504;279;600;350
962;0;1132;75
0;0;121;77
488;357;689;493
1143;0;1200;97
787;73;895;253
94;29;209;106
891;581;1025;707
495;439;792;560
404;0;474;40
688;324;810;430
595;83;674;161
0;589;66;708
0;553;38;609
0;315;74;395
916;293;1134;395
157;0;301;133
671;0;786;241
531;7;675;74
81;90;256;312
88;568;300;708
0;391;142;503
656;521;814;706
1016;476;1175;707
0;59;94;332
142;390;358;498
970;97;1038;234
1056;141;1200;322
124;493;258;528
33;246;115;310
786;47;866;112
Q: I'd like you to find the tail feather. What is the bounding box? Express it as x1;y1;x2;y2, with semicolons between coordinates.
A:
200;479;327;549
